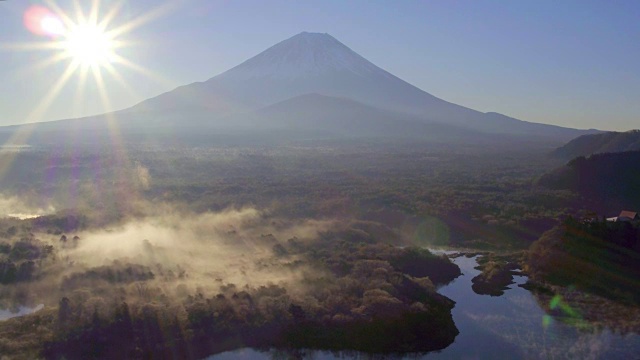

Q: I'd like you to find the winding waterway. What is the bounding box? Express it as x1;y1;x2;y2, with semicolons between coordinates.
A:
208;253;640;359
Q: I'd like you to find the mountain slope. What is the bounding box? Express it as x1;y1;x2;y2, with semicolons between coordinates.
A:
551;130;640;159
130;32;596;138
251;93;482;140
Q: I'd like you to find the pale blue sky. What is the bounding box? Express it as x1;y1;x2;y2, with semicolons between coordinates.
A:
0;0;638;130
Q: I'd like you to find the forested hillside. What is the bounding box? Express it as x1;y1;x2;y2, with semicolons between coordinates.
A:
527;218;640;305
551;130;640;159
538;151;640;213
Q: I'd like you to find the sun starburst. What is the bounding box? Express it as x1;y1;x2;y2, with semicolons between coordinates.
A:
0;0;176;183
64;23;116;66
1;0;176;125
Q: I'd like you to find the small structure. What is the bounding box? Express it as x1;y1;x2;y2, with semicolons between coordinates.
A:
617;210;639;222
607;210;639;222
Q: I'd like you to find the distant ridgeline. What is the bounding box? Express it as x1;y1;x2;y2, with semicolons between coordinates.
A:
551;130;640;160
538;150;640;213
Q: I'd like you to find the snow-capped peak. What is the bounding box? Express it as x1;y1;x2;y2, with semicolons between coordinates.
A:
217;32;383;80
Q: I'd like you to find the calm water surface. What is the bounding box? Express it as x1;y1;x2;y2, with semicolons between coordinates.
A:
0;304;44;321
208;254;640;359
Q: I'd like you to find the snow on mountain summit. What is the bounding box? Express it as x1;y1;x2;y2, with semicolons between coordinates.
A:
217;32;386;80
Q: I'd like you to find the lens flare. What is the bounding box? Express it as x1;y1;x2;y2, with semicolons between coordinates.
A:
41;16;66;37
24;6;64;38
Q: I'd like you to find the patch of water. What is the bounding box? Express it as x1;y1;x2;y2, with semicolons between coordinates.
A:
5;213;43;220
206;253;640;359
0;304;44;321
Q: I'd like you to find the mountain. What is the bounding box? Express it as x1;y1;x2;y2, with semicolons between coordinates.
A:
132;32;596;138
1;32;598;144
132;32;458;116
252;94;483;140
551;130;640;159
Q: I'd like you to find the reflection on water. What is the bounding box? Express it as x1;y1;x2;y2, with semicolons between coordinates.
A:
427;256;640;359
0;304;44;321
207;254;640;359
0;145;31;152
6;213;43;220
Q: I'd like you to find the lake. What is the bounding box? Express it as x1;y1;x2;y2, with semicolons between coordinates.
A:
207;253;640;359
5;213;43;220
0;304;44;321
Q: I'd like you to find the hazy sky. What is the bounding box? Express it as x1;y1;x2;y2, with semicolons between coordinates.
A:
0;0;638;130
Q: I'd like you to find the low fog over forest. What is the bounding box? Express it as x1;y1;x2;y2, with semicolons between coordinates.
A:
0;158;463;358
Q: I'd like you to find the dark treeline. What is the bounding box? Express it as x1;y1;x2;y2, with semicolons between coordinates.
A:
565;216;640;251
0;234;55;285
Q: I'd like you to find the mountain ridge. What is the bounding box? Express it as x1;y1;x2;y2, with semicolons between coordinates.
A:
1;32;600;144
551;130;640;159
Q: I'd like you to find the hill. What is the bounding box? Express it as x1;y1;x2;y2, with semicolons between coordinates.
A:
538;151;640;213
527;219;640;305
551;130;640;159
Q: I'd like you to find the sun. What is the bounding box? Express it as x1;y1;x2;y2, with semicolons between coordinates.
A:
1;0;177;127
48;8;122;69
63;23;116;67
20;3;126;71
0;0;176;183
